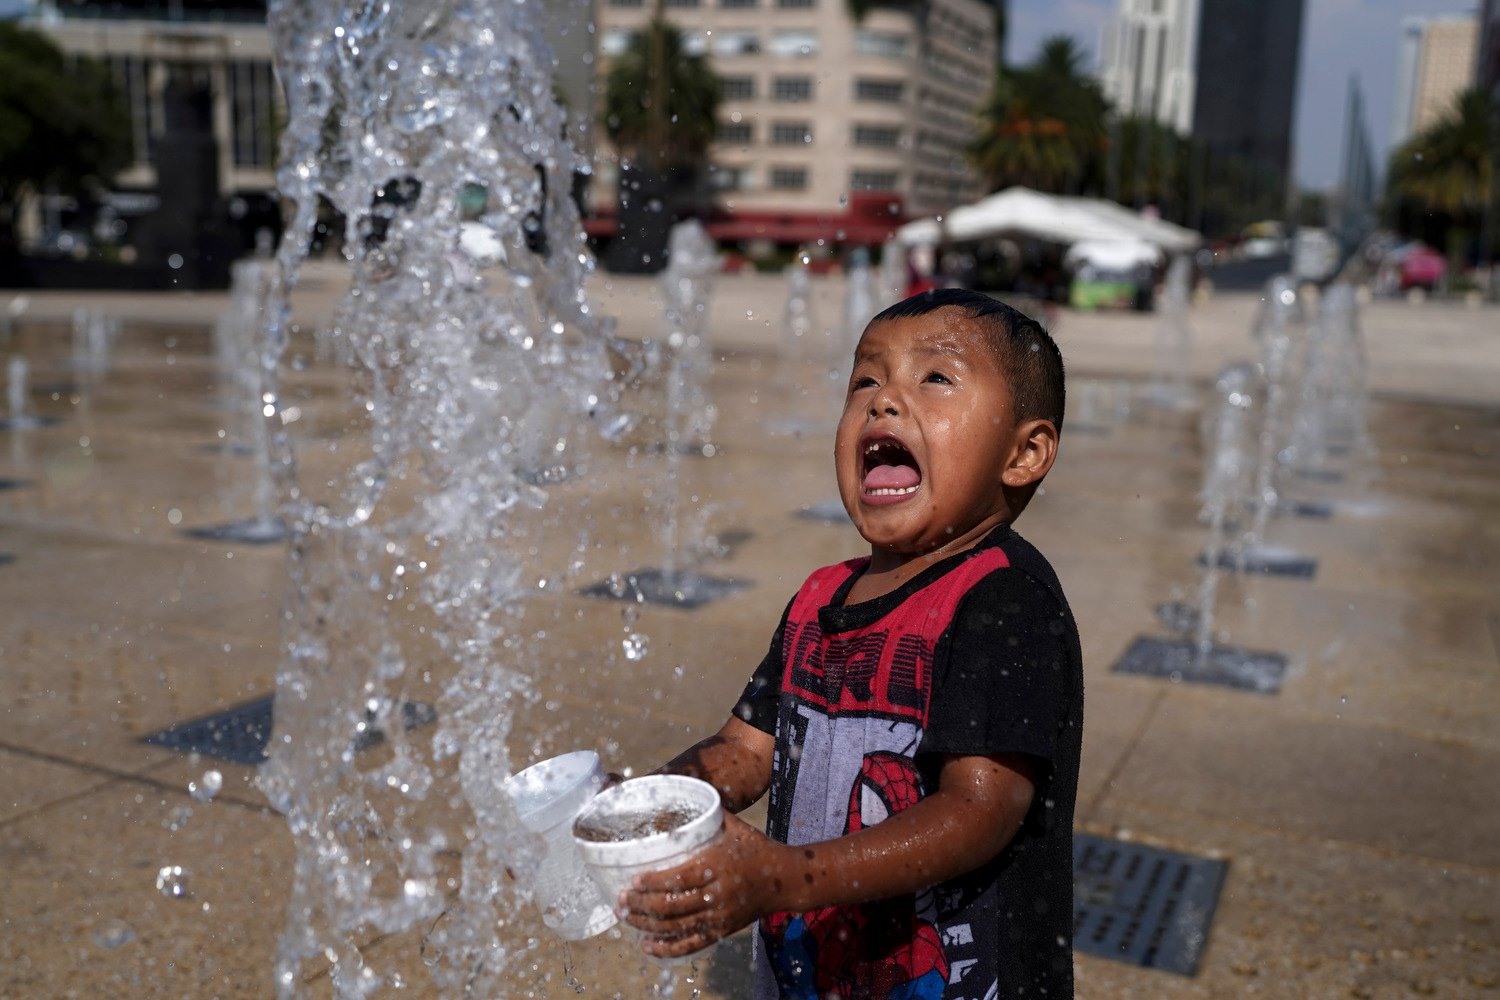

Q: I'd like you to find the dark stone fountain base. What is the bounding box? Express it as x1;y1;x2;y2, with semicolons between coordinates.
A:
581;568;749;609
181;516;288;545
1112;635;1288;694
1197;545;1317;580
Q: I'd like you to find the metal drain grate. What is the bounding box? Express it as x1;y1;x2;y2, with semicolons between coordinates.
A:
0;478;29;491
1073;834;1229;975
795;498;849;524
0;553;14;567
580;568;749;609
180;517;288;545
1198;547;1317;580
144;695;437;765
1112;635;1287;694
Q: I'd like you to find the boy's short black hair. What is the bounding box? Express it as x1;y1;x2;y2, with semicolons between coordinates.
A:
870;288;1066;432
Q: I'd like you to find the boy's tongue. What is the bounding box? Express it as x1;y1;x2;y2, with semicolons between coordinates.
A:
863;463;920;491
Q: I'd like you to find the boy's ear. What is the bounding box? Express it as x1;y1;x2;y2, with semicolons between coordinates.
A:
1001;419;1059;488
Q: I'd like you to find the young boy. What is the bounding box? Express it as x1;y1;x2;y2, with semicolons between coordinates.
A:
622;288;1084;1000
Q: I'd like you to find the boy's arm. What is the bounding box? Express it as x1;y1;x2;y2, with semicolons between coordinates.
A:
622;749;1037;959
656;715;774;814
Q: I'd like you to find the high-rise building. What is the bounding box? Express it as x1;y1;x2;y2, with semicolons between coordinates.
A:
1097;0;1305;215
589;0;999;248
1189;0;1304;189
1481;0;1500;95
1097;0;1200;135
1390;14;1479;147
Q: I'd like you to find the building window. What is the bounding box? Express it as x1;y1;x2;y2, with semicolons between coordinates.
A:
720;75;756;100
770;167;809;189
601;28;633;56
229;60;278;169
777;0;815;6
717;121;755;144
720;0;758;7
771;121;812;144
854;78;905;103
107;55;156;167
711;165;752;191
712;30;762;56
851;170;899;190
664;0;700;6
852;124;901;148
682;31;710;56
607;0;644;6
769;29;819;57
772;76;813;101
853;30;909;57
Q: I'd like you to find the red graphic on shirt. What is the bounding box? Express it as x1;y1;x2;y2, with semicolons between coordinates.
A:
764;753;948;999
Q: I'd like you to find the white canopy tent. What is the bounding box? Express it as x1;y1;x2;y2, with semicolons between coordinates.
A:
895;187;1201;255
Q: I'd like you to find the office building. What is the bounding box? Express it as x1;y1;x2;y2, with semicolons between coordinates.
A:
1391;14;1479;147
1189;0;1304;188
1481;0;1500;95
589;0;999;248
1097;0;1200;135
1098;0;1304;205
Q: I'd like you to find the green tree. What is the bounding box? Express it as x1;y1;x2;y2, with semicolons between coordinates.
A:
968;36;1108;195
0;22;130;253
1388;88;1492;217
602;18;719;173
1386;88;1496;266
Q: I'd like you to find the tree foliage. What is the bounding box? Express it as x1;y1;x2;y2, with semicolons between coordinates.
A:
1387;88;1493;217
968;36;1108;195
602;18;719;172
0;23;130;205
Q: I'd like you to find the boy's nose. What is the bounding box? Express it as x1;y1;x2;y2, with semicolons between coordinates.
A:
870;399;899;417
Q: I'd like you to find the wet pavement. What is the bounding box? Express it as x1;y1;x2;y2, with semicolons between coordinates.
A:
1;265;1497;998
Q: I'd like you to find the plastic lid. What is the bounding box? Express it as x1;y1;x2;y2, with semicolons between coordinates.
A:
503;750;604;833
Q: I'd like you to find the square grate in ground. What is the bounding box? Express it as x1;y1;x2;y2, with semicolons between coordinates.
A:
580;568;750;609
795;498;849;524
1112;635;1287;694
1073;834;1229;976
144;695;437;765
1198;547;1317;580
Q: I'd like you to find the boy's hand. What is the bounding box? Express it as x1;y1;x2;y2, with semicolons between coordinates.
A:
619;812;787;959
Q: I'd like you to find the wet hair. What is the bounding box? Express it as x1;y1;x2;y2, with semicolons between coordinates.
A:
869;288;1066;432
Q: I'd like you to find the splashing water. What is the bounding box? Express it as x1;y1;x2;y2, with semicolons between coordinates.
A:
1241;275;1304;554
255;1;632;995
1284;283;1371;476
1148;255;1195;408
657;220;719;582
1194;363;1257;665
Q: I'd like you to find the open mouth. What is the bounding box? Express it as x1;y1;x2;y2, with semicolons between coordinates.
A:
861;437;922;499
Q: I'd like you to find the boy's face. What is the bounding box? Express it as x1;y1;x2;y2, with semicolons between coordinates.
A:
835;308;1032;556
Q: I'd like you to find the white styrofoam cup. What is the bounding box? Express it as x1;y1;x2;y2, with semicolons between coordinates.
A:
571;774;724;963
502;750;617;940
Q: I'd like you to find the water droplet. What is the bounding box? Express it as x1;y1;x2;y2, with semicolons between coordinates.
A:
155;865;190;898
189;769;223;802
93;920;136;949
162;805;193;831
622;633;649;661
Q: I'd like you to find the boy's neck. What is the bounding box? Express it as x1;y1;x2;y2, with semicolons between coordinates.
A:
849;516;1009;604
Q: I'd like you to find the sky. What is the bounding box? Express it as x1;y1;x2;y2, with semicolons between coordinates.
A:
1006;0;1484;191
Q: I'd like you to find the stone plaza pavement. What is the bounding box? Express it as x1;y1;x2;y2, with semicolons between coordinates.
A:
0;265;1496;998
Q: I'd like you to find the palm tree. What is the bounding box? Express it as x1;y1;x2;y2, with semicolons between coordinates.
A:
1387;88;1496;268
1388;88;1492;217
968;36;1108;195
602;18;719;174
600;16;720;272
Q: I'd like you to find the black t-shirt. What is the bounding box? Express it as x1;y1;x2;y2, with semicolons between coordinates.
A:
735;525;1083;1000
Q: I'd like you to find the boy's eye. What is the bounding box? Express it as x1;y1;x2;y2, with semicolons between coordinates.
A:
851;375;878;390
924;371;952;385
